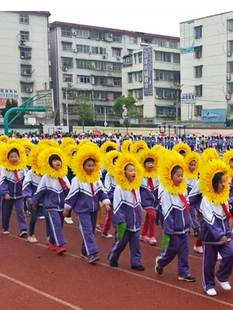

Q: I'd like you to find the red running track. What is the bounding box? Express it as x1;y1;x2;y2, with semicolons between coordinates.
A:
0;212;233;310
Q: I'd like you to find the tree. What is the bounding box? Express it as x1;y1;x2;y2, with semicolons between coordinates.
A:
113;95;139;129
73;97;95;130
1;99;24;125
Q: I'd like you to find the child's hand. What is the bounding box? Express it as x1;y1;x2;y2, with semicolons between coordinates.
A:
4;193;12;200
63;209;70;218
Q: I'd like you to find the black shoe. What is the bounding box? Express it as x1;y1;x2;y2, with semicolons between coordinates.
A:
155;257;163;275
178;275;196;282
109;260;118;267
131;265;145;271
87;255;99;264
20;230;28;238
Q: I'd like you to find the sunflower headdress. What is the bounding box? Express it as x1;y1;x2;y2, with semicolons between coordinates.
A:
199;159;229;204
60;137;76;150
100;141;118;153
223;149;233;177
0;135;8;143
138;149;160;178
201;148;219;164
114;153;143;191
77;140;97;151
63;144;79;164
173;143;191;157
104;150;121;176
71;145;102;183
130;140;148;153
39;139;59;148
27;145;45;175
21;139;34;153
185;151;200;179
121;140;133;153
0;143;27;171
159;150;186;195
38;147;67;178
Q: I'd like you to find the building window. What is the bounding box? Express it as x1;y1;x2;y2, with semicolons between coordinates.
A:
20;64;32;76
112;47;122;57
113;78;121;86
194;25;203;39
20;47;31;59
138;52;142;63
112;34;122;42
127;49;133;54
77;44;90;54
194;65;203;78
61;57;73;70
63;74;73;82
134;89;143;100
195;85;203;97
228;19;233;32
62;42;72;52
128;73;133;83
76;29;90;38
129;36;137;44
155;70;180;82
21;82;33;93
173;53;180;63
78;75;90;84
228;62;233;73
157;106;175;118
156;88;177;99
20;31;29;41
91;46;107;55
194;105;202;117
19;14;29;24
194;46;202;59
155;51;171;62
61;27;72;37
228;40;233;55
228;82;233;94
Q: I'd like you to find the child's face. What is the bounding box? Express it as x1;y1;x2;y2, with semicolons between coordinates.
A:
125;164;136;183
51;159;62;170
215;174;227;193
189;160;197;173
172;168;183;186
84;159;95;175
8;152;19;165
230;159;233;170
144;160;155;172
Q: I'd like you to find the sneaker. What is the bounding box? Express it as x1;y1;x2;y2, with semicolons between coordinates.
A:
217;253;222;260
193;245;203;254
140;235;150;243
149;237;157;246
216;278;232;291
101;231;113;239
27;235;38;243
178;275;196;282
131;265;145;271
87;255;99;264
56;246;66;255
19;231;28;238
109;260;118;267
206;288;217;296
38;216;45;220
96;225;102;233
155;256;163;275
48;243;57;251
2;230;10;235
64;217;73;224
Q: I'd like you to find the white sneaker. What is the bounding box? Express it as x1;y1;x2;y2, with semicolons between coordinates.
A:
206;288;217;296
193;245;203;254
217;253;222;260
64;217;73;224
28;235;38;243
101;232;113;239
2;230;9;235
38;216;45;220
216;278;232;291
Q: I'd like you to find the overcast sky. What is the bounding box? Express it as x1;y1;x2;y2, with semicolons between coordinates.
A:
2;0;233;36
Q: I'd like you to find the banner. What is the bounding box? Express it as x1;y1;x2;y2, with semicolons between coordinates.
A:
143;46;153;96
202;109;226;123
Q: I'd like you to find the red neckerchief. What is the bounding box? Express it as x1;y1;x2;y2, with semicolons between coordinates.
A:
131;189;137;203
221;203;233;220
178;194;190;212
13;170;22;184
90;183;95;197
147;177;155;192
58;178;69;191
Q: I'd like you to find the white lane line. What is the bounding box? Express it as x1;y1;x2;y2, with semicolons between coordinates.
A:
8;234;233;309
0;272;83;310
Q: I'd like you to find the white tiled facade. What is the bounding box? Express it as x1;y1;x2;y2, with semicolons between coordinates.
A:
122;44;180;124
180;11;233;123
49;22;179;126
0;11;50;124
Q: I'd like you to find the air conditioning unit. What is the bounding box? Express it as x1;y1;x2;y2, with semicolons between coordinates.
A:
226;93;232;100
72;31;77;37
21;55;25;59
25;87;33;93
19;40;26;46
227;73;232;81
102;55;107;59
62;66;68;72
73;49;78;53
227;51;233;57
